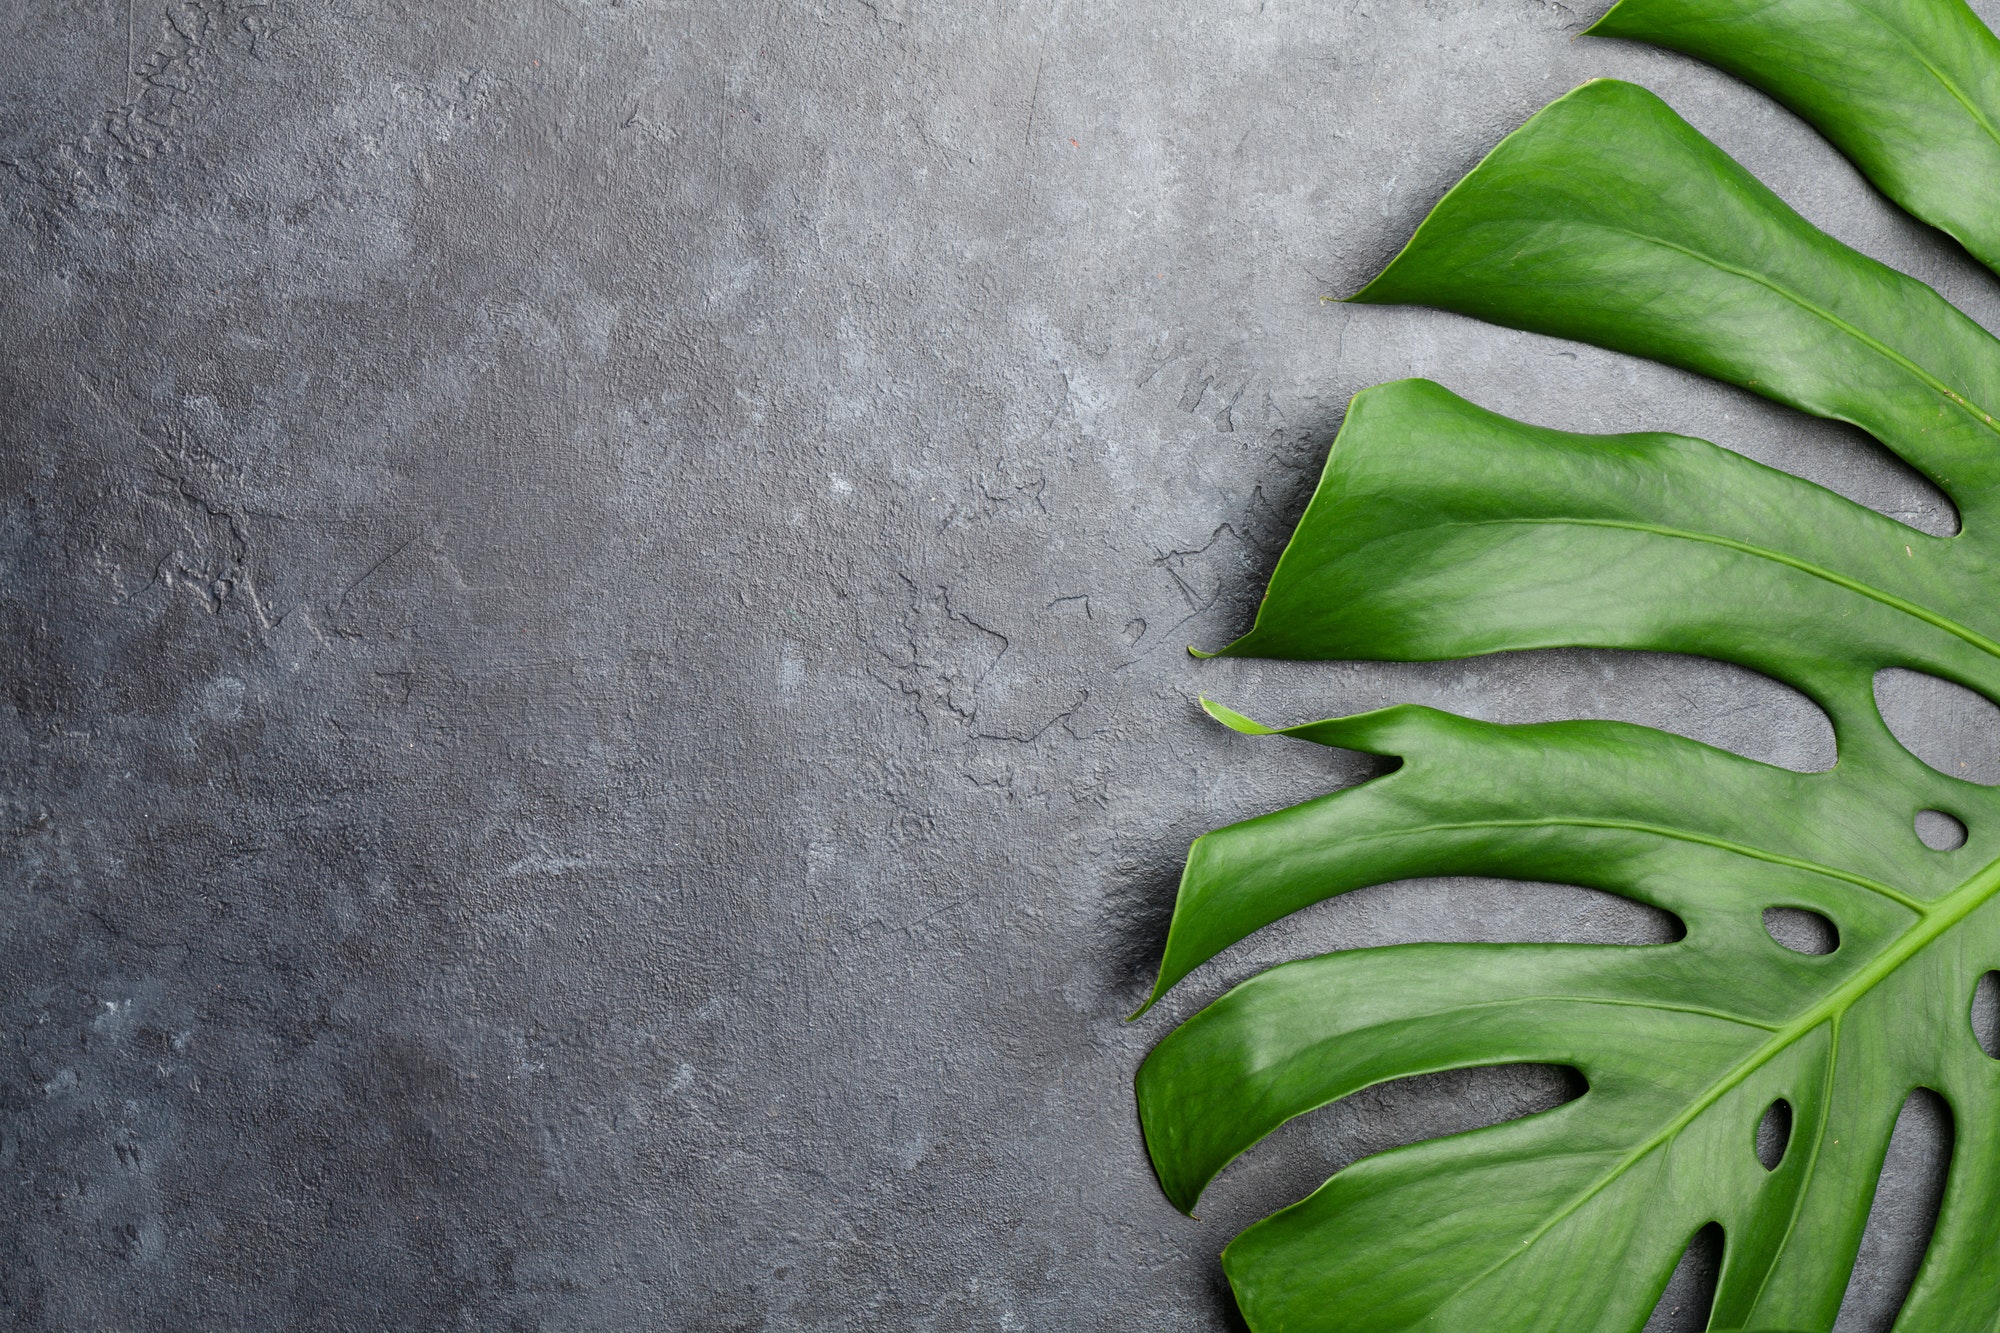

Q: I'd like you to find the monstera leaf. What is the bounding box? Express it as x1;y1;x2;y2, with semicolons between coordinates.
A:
1135;6;2000;1331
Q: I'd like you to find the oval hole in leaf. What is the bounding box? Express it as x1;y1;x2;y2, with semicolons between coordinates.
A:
1971;972;2000;1060
1763;907;1838;955
1835;1089;1952;1333
1873;668;2000;785
1643;1222;1721;1333
1755;1098;1792;1171
1914;809;1967;851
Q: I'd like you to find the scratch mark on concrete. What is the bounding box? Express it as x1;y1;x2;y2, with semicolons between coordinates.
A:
336;535;417;610
1023;59;1044;146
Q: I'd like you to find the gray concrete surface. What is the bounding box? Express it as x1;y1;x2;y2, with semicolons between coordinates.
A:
4;1;1995;1328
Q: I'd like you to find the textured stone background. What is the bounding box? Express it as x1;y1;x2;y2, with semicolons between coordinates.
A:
6;1;1998;1329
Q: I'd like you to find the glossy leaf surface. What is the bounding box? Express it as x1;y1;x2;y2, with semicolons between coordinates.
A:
1352;79;2000;522
1589;0;2000;274
1137;17;2000;1333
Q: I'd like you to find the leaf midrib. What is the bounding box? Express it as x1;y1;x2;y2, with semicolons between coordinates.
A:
1436;850;2000;1314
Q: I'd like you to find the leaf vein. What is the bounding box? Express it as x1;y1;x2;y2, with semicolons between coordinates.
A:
1743;1012;1843;1318
1488;516;2000;667
1578;222;2000;438
1840;0;2000;158
1444;853;2000;1306
1338;816;1923;912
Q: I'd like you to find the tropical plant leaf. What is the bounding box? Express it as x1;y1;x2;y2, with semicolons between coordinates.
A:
1588;0;2000;274
1349;79;2000;521
1134;13;2000;1333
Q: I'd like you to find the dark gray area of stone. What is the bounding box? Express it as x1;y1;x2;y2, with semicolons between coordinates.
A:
1836;1091;1954;1333
1648;1223;1723;1333
1756;1098;1793;1173
1976;973;2000;1060
1875;668;2000;787
4;2;1996;1329
1765;906;1840;957
1915;807;1969;853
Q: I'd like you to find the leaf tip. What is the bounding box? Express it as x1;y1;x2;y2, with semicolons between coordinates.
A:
1128;963;1183;1019
1577;0;1628;38
1344;276;1389;305
1200;697;1279;735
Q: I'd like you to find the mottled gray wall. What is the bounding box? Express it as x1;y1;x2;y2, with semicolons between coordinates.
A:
4;2;1994;1329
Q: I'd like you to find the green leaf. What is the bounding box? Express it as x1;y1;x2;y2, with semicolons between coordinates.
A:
1135;35;2000;1333
1350;79;2000;523
1589;0;2000;275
